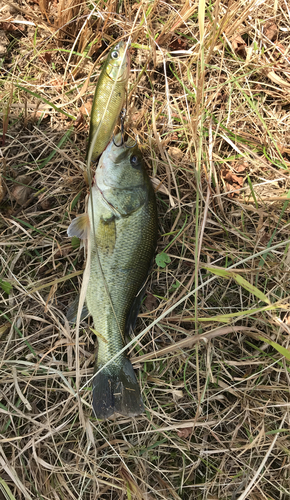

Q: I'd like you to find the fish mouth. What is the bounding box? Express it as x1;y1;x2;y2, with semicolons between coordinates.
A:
101;136;129;161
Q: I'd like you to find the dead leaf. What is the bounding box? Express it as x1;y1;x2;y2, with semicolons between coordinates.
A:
39;52;52;64
0;22;19;32
172;388;183;400
266;70;290;88
11;175;33;206
264;22;278;41
231;35;247;59
168;36;188;51
49;78;65;92
79;99;92;117
226;182;242;197
234;159;249;173
274;42;290;63
177;427;192;438
222;167;245;198
39;197;53;210
74;113;86;131
259;231;270;245
275;42;287;55
144;293;158;311
168;146;183;161
222;170;244;186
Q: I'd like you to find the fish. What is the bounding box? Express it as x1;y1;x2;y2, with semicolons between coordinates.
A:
86;40;130;165
68;135;158;419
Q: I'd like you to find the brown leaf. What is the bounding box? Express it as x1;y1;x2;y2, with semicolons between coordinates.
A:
39;197;52;210
264;23;278;41
222;170;244;186
168;36;188;51
259;231;270;245
11;175;33;206
275;42;286;54
0;22;18;32
231;35;247;58
144;293;158;311
235;165;246;173
39;52;52;63
234;159;249;173
168;146;183;161
225;182;241;198
79;99;92;117
74;113;86;131
274;42;290;64
177;427;192;438
49;78;65;92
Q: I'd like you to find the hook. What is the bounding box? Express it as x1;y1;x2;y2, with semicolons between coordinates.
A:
112;108;126;147
124;134;137;148
112;107;137;148
112;133;123;147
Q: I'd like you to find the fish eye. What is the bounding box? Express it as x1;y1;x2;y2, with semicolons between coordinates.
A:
130;155;138;167
111;50;119;60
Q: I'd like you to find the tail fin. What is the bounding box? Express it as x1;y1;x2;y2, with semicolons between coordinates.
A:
92;357;144;420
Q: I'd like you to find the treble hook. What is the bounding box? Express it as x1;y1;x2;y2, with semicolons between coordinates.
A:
112;108;137;148
124;134;137;148
112;108;126;147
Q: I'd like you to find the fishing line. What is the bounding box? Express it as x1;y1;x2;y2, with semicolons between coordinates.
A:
83;37;132;346
76;4;144;394
73;35;133;405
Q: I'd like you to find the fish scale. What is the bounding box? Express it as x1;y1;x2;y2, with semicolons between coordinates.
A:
68;135;158;419
88;196;156;357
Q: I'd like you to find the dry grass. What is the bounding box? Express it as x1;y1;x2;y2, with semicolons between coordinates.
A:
1;0;290;498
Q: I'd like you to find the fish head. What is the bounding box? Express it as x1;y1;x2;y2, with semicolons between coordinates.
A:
96;135;147;191
105;41;130;82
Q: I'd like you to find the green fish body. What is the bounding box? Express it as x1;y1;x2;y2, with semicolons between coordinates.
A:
68;136;158;419
86;41;130;164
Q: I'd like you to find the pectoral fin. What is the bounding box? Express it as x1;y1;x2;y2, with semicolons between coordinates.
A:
67;214;90;239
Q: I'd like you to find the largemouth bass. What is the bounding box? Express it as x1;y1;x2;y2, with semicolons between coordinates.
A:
68;136;158;419
86;41;130;164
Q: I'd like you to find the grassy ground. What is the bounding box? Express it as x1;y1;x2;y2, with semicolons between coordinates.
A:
1;0;290;498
